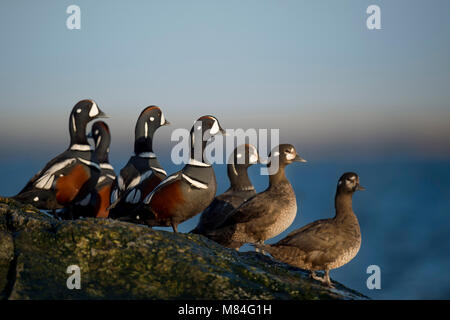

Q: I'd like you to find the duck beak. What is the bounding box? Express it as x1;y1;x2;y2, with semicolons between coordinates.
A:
356;184;366;191
220;127;228;136
163;120;171;126
294;154;307;163
97;110;109;119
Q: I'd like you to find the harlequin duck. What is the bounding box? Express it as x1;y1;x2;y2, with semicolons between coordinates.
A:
135;115;226;232
204;144;306;250
191;144;259;235
13;100;107;210
71;121;116;218
255;172;364;287
108;106;170;219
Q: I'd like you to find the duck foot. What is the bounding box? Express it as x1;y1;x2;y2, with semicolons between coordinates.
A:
254;241;268;255
171;221;178;233
310;270;334;288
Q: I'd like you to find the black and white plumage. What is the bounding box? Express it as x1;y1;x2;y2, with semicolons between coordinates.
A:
108;106;169;219
132;115;226;232
254;172;365;287
191;144;259;235
71;121;116;218
13;99;107;210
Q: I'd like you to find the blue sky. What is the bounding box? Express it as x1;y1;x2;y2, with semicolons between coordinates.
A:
0;0;449;161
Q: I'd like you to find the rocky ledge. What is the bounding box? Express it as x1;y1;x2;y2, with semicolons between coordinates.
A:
0;197;367;300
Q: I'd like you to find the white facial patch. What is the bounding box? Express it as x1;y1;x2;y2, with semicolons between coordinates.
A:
150;116;155;122
286;152;296;161
96;136;102;147
210;119;219;135
197;125;202;131
160;113;165;126
236;153;242;159
89;101;99;117
72;115;76;132
76;108;82;113
144;122;148;138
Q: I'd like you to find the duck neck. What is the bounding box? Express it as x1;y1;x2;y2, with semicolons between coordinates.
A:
134;137;154;155
95;139;110;164
227;164;254;191
134;121;155;155
69;115;89;147
268;164;288;187
334;191;355;221
190;133;209;164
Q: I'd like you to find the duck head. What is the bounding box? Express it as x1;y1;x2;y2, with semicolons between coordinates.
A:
134;106;170;155
69;99;108;146
337;172;365;194
88;121;111;163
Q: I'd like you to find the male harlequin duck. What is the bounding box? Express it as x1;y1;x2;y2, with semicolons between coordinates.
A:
134;115;226;232
71;121;116;218
204;144;306;250
191;144;259;235
13;100;107;210
254;172;364;287
108;106;169;219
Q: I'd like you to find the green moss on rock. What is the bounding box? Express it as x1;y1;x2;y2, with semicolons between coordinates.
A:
0;197;367;300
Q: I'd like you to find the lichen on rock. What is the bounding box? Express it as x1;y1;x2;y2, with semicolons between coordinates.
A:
0;197;367;300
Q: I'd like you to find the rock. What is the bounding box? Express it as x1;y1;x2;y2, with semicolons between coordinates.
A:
0;197;367;300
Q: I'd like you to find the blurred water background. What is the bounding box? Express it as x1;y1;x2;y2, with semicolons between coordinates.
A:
1;0;450;300
1;153;449;299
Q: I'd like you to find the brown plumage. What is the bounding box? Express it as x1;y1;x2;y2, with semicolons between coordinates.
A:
204;144;306;250
191;144;259;235
255;172;365;287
